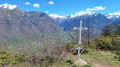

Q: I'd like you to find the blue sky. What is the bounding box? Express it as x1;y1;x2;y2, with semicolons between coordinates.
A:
0;0;120;16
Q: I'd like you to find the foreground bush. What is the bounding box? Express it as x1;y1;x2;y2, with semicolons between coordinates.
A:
0;50;27;66
115;50;120;61
112;35;120;50
94;35;113;50
64;42;78;52
0;50;65;67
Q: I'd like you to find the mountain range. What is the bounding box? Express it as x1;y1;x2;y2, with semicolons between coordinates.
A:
0;4;62;41
0;3;120;42
49;12;120;34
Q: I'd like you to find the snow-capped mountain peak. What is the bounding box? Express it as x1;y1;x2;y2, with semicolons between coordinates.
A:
0;3;17;10
106;12;120;19
94;13;99;16
49;14;67;19
69;11;97;18
105;14;120;19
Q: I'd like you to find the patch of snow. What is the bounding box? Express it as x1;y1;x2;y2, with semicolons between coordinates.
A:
49;14;67;19
69;11;90;18
106;12;120;19
107;15;113;19
105;14;120;19
116;15;119;18
109;12;120;16
0;3;17;10
95;13;99;16
69;11;96;18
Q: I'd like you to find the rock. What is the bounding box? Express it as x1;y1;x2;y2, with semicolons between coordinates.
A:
73;58;87;66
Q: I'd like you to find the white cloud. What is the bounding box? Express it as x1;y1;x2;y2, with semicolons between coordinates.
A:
109;12;120;16
86;6;105;11
45;11;49;13
33;4;40;8
48;1;54;5
25;2;31;5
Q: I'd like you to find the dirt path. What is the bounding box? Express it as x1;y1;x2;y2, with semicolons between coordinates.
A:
83;57;112;67
92;63;111;67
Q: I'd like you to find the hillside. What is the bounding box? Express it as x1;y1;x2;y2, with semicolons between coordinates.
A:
0;4;62;41
112;20;120;27
50;13;109;36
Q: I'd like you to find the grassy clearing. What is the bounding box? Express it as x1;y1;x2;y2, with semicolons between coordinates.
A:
0;50;120;67
81;50;120;67
54;50;120;67
16;51;120;67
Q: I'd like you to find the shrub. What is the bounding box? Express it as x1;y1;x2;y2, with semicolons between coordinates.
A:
94;35;113;50
115;50;120;61
0;50;27;66
15;53;27;62
65;58;74;65
111;35;120;50
64;41;91;55
0;50;12;66
65;42;78;52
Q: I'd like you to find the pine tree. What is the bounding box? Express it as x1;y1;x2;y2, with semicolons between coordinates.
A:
116;24;120;35
101;21;112;36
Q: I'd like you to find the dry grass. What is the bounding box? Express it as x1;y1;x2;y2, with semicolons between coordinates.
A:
81;50;120;67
